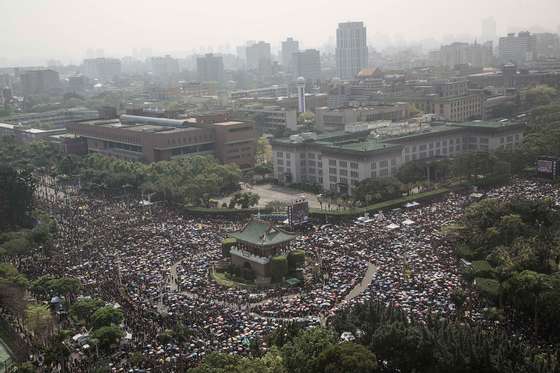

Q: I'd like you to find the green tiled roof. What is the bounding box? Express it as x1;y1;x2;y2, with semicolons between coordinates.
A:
230;220;297;247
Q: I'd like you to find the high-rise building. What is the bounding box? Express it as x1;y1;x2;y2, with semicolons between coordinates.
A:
336;22;368;80
150;55;180;77
82;58;122;81
293;49;321;82
440;42;494;68
281;37;299;71
499;32;537;65
20;69;60;96
197;54;224;82
481;17;497;43
246;41;271;70
535;33;560;59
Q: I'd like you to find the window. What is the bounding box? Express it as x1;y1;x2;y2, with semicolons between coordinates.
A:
350;162;359;169
391;158;397;166
286;160;291;167
286;153;291;159
339;178;348;184
277;159;284;165
329;176;337;182
371;161;377;169
329;167;337;174
379;160;388;168
379;169;389;177
350;171;359;178
300;153;306;158
339;160;347;168
308;153;315;159
329;159;336;166
300;160;306;166
339;169;348;176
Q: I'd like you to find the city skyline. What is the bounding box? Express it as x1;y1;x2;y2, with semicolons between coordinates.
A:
1;0;559;66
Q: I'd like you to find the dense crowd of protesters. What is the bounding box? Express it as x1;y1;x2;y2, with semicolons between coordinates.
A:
14;178;560;371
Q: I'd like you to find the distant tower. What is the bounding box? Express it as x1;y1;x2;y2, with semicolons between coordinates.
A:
336;22;368;79
297;77;306;113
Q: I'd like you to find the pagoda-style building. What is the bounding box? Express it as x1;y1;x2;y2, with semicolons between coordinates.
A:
228;220;297;282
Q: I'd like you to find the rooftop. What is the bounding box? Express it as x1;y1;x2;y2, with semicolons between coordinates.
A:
230;220;297;247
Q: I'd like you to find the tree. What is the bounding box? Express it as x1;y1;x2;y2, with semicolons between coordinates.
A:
91;325;123;352
0;165;35;228
188;352;242;373
222;238;236;258
91;306;124;329
281;327;335;373
525;85;558;108
352;177;402;205
70;298;106;325
256;136;273;165
396;161;426;185
287;250;305;271
0;263;28;315
25;304;54;345
229;192;260;209
503;270;552;332
265;200;288;212
270;256;289;283
316;342;377;373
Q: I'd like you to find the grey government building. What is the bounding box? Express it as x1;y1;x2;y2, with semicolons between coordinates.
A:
271;120;525;195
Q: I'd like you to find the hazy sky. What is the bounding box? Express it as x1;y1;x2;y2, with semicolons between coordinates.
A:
1;0;559;65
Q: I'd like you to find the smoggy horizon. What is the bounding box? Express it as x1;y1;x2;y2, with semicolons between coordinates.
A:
1;0;559;66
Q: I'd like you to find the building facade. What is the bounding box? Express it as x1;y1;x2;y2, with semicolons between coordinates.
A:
336;22;368;80
499;32;537;65
20;69;60;96
68;115;256;168
82;58;122;81
197;54;224;82
271;120;524;194
293;49;321;82
237;105;298;132
281;37;300;71
315;104;410;132
246;42;272;70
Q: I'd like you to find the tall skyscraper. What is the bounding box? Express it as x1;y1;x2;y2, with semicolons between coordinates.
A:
82;58;122;81
499;32;537;65
481;17;497;43
293;49;321;81
336;22;368;80
197;54;224;82
535;33;560;59
246;41;271;70
150;55;180;77
281;37;299;70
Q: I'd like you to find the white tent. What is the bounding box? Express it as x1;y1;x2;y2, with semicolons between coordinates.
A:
386;223;400;230
405;202;420;208
402;219;415;226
